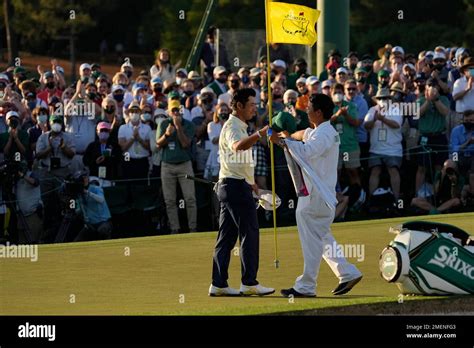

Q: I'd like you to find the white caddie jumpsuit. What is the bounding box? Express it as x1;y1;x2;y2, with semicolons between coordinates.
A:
285;121;362;295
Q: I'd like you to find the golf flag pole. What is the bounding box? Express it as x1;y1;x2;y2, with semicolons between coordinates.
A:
264;0;279;269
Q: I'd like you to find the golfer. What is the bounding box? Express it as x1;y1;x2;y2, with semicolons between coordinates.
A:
270;94;363;297
209;88;275;297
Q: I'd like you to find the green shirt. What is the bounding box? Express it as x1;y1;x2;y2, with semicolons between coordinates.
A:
331;100;360;153
158;118;195;164
271;111;297;160
0;129;29;161
417;96;448;135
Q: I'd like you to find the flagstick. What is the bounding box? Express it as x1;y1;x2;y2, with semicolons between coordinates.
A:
264;0;279;269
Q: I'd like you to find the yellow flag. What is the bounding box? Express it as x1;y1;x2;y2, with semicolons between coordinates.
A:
266;1;320;46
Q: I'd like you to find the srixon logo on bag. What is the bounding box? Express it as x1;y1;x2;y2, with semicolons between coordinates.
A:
428;245;474;280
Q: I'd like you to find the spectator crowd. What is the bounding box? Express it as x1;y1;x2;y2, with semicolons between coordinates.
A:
1;34;473;244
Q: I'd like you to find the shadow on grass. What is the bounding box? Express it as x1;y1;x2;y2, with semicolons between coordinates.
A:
268;295;474;316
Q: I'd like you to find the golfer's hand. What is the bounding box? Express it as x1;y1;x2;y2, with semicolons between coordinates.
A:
269;130;280;144
251;183;259;196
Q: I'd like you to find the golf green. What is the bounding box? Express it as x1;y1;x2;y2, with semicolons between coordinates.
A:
1;213;473;315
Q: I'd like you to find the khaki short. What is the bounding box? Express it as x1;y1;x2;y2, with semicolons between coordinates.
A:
338;150;361;169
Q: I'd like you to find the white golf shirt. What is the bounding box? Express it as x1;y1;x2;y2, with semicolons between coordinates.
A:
118;122;152;159
364;105;403;157
453;76;474;112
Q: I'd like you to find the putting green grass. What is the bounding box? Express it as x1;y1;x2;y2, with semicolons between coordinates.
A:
1;213;473;315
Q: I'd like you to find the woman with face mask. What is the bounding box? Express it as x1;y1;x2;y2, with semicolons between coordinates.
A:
1;111;29;162
28;107;50;165
82;122;120;181
150;48;178;85
140;104;154;129
101;97;122;146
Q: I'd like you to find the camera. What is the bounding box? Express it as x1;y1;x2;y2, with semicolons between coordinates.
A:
63;173;86;198
0;160;22;188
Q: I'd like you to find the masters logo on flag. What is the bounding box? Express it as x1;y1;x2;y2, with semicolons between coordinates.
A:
266;1;320;46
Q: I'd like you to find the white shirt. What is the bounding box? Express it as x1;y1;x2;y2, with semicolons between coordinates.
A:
453;76;474;112
285;121;339;208
118;122;151;159
218;115;254;185
364;105;403;157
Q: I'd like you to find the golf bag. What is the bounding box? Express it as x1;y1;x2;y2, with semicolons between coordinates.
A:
379;221;474;295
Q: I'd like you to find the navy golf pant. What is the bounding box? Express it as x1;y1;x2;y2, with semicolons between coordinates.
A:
212;178;259;288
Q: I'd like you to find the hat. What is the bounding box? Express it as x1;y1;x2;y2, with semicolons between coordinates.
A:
238;67;250;75
56;66;65;75
378;69;390;78
402;63;416;71
213;66;227;76
24;92;35;99
168;99;181;111
255;190;281;211
79;63;91;72
44;71;54;79
153;108;167;117
296;77;307;85
128;100;140;110
354;67;368;75
361;54;373;62
112;84;125;93
200;86;215;95
176;68;188;76
188;70;202;80
272;59;287;70
91;63;101;69
151;77;163;86
306;76;319;85
425;51;435;58
168;91;180;99
336;67;348;75
415;72;427;81
435;46;446;54
13;66;26;75
390;82;404;94
0;73;9;82
433;52;446;61
97;122;111;131
49;114;63;123
375;88;391;99
327;49;341;58
249;68;261;77
132;83;146;93
121;61;133;69
460;57;474;71
283;89;298;99
6;110;19;120
391;46;405;56
322;80;333;89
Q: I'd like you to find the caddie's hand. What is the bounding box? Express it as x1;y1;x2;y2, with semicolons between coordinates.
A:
279;130;290;139
269;129;281;144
